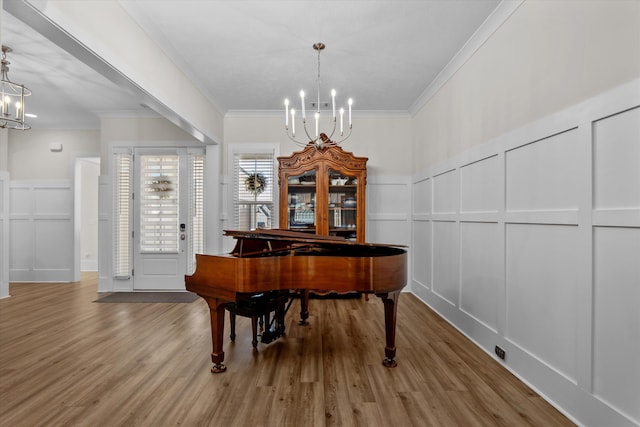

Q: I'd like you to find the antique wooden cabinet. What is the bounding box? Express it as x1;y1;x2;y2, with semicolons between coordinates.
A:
278;137;368;243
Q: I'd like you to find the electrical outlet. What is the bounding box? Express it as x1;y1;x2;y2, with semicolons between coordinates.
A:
495;345;506;360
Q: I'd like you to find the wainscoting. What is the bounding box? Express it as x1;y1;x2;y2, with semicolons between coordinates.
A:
412;80;640;426
366;175;412;247
367;175;413;294
8;180;74;282
1;172;9;298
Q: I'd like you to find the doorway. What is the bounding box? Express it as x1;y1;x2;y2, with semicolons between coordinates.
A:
111;147;204;291
132;149;187;290
74;156;100;281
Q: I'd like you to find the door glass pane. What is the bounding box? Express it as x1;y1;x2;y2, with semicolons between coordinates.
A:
328;168;357;240
140;155;179;253
287;170;316;231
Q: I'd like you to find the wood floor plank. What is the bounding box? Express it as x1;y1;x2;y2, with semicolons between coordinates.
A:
0;273;574;426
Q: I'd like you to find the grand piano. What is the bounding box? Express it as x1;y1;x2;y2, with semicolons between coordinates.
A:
185;229;407;373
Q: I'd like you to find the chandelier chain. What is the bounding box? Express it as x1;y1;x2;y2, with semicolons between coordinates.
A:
316;46;321;113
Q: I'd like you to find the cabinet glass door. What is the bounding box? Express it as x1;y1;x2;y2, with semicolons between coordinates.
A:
287;170;317;233
328;168;358;240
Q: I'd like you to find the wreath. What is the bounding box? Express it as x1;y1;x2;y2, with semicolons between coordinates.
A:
149;175;174;198
245;172;267;195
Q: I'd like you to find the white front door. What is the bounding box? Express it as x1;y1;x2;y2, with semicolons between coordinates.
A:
133;149;187;290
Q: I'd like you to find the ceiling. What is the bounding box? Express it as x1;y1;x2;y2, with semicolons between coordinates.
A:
2;0;502;130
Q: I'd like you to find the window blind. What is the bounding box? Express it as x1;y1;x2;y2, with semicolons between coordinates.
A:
139;155;179;253
188;153;205;274
233;153;274;230
113;151;131;278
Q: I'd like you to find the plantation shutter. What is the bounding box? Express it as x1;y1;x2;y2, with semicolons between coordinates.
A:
113;150;132;278
139;154;179;253
188;153;205;274
233;152;275;230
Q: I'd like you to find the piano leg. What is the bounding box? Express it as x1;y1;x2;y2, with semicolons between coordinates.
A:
379;291;400;368
204;297;228;373
298;289;310;325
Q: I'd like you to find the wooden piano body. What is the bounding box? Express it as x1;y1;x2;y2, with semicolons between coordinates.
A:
185;229;407;373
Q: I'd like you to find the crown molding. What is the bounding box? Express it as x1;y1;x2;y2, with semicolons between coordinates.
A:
408;0;524;116
225;109;411;119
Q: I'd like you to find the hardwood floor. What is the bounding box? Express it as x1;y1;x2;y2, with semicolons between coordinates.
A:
0;273;573;426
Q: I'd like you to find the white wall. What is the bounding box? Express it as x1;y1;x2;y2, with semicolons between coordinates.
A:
8;129;100;179
413;84;639;426
79;158;99;271
224;113;413;176
410;1;640;425
412;0;640;171
5;129;100;283
223;113;414;255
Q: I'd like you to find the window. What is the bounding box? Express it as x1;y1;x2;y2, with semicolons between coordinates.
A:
233;152;275;230
139;154;180;253
188;153;205;274
113;150;132;278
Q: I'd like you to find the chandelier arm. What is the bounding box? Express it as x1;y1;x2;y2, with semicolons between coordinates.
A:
326;117;338;141
301;120;317;146
285;126;312;147
332;125;353;145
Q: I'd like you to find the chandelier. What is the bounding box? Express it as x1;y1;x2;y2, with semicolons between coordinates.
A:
1;45;31;130
284;42;352;149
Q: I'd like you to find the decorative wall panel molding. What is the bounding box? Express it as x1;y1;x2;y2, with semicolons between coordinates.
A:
366;177;412;280
9;180;74;282
411;80;640;426
0;172;9;298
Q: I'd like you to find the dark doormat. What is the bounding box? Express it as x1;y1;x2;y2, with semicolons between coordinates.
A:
94;292;199;303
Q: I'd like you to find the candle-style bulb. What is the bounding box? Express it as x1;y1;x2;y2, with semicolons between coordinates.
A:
284;99;289;127
348;98;353;127
290;109;296;136
331;89;336;119
300;90;306;120
339;108;344;135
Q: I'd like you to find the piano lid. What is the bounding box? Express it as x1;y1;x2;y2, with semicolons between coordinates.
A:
224;229;407;251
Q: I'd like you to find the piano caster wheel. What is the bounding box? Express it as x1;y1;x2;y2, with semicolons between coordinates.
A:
211;363;227;373
382;358;397;368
